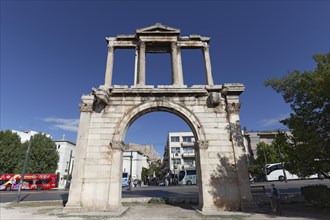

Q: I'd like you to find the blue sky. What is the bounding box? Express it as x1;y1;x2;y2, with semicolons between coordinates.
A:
1;1;329;156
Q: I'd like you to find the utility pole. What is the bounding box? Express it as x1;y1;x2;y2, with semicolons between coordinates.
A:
17;136;33;203
277;144;287;183
65;150;73;190
129;151;133;190
172;152;176;185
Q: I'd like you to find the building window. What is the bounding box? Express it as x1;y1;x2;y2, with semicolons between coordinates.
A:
173;159;181;165
171;147;180;154
184;159;194;166
182;136;193;142
171;136;180;142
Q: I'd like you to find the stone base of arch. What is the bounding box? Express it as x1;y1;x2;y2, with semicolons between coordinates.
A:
64;84;257;213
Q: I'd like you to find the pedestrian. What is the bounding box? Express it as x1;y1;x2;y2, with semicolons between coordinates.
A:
271;183;282;215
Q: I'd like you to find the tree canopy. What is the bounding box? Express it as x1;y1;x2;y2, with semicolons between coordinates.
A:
249;132;287;179
0;130;59;174
20;133;59;174
264;52;330;178
0;130;24;173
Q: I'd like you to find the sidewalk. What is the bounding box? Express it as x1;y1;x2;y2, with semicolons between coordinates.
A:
1;200;329;220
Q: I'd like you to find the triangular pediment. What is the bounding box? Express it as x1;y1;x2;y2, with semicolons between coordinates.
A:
136;23;180;35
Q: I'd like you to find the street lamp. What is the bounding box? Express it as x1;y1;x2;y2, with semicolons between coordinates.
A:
65;150;74;190
276;144;287;183
16;136;33;202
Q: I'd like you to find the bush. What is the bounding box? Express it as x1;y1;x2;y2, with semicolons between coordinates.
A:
301;184;330;208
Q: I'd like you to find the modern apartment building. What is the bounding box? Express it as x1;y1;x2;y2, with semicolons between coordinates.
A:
164;132;196;175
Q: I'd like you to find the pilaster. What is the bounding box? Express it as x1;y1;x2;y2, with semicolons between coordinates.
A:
226;95;257;211
64;94;94;212
107;141;124;211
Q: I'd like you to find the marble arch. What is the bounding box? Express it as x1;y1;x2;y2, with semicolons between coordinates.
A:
65;24;256;213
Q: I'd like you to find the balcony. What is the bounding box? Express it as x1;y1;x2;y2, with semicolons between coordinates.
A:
181;142;195;147
182;152;195;157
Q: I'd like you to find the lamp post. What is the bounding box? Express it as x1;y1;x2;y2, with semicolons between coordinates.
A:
276;144;287;183
17;136;33;203
129;151;133;190
65;150;73;190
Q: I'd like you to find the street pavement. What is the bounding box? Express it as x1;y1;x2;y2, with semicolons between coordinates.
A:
1;180;330;219
1;199;329;220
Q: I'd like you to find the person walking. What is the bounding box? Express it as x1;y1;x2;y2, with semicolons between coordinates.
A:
271;183;282;215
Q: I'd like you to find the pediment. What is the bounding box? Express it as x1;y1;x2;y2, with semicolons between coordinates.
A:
136;23;180;35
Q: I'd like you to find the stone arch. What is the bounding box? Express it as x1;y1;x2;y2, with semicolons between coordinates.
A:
65;24;256;214
112;99;206;145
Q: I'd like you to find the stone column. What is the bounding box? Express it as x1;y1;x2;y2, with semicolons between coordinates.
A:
134;46;139;86
226;96;257;211
203;45;214;85
107;141;124;211
104;46;115;87
171;42;181;86
137;42;146;86
177;46;184;86
64;94;94;212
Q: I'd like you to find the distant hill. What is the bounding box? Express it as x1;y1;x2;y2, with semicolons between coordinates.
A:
126;143;161;162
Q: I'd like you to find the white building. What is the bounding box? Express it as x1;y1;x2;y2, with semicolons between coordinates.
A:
55;140;75;189
164;132;196;175
122;150;149;181
8;130;76;189
243;130;291;162
11;130;51;143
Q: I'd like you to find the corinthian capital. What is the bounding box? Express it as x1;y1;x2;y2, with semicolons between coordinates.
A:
79;94;95;112
227;102;241;114
110;141;125;151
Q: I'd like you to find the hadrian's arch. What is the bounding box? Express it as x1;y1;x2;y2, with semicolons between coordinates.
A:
65;24;256;213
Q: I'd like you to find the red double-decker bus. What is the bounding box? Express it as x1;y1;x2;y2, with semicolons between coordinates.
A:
0;174;57;191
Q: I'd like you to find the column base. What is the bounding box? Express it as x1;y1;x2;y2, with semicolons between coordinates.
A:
63;203;82;213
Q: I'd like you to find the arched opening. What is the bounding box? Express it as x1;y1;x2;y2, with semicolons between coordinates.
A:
123;112;197;189
111;101;206;205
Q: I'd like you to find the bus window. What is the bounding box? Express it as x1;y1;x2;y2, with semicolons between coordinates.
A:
178;169;197;185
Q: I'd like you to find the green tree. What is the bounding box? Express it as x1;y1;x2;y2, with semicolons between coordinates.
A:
0;130;24;173
265;52;330;178
249;141;281;177
15;133;59;174
249;132;290;180
147;162;162;178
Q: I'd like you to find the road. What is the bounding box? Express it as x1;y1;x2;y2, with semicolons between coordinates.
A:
1;179;329;203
